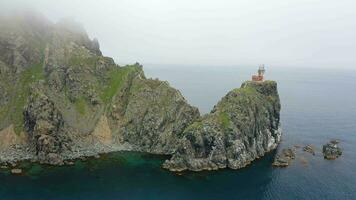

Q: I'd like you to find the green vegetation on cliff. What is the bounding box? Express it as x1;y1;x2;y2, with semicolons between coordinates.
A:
218;112;231;129
74;97;87;115
68;55;99;68
2;61;45;133
101;65;140;104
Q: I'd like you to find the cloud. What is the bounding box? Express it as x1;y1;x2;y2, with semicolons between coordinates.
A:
1;0;356;68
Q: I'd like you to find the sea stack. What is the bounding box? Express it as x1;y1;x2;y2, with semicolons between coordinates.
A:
323;140;342;160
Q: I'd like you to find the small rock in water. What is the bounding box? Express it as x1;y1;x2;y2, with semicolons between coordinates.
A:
272;148;296;167
1;166;8;169
303;145;315;155
272;157;290;167
176;172;183;176
282;148;296;159
11;168;22;174
64;160;75;166
323;140;342;160
94;154;100;159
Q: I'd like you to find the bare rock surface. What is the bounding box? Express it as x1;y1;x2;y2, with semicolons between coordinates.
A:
11;168;22;174
303;145;316;155
272;148;296;167
323;141;342;160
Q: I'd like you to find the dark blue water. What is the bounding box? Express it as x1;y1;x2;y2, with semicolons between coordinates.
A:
1;65;355;200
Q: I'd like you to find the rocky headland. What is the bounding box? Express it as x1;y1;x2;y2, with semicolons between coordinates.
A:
163;81;282;171
0;12;282;172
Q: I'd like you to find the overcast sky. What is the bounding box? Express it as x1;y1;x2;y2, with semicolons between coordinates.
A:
1;0;356;68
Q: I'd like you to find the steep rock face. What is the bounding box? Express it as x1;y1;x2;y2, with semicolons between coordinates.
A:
163;81;281;171
110;75;200;154
24;85;70;164
0;12;199;164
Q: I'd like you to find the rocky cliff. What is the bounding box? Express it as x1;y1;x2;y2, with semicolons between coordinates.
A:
0;12;199;165
0;12;281;171
163;81;281;171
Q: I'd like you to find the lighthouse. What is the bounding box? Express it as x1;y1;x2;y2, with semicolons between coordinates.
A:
252;65;265;82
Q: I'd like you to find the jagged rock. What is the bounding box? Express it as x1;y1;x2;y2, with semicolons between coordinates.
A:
90;38;102;56
323;141;342;160
10;162;17;167
163;81;282;171
272;156;290;167
118;77;200;154
38;151;64;165
272;148;296;167
303;145;315;155
11;168;22;174
64;160;75;165
23;86;69;164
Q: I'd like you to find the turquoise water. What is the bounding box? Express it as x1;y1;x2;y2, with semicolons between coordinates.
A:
1;66;356;199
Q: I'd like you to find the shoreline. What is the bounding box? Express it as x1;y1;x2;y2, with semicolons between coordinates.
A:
0;142;136;167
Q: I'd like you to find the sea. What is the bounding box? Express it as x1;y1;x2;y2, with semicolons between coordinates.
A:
0;65;355;200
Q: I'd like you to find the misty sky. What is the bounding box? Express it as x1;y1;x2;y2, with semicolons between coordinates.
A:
1;0;356;68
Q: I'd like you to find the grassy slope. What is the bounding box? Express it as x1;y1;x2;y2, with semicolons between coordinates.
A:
100;65;140;104
183;84;266;134
65;44;141;115
6;62;45;133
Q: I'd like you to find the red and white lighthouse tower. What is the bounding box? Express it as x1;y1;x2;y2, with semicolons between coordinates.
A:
252;65;265;82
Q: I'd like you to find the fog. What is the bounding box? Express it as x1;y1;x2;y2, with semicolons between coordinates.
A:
1;0;356;68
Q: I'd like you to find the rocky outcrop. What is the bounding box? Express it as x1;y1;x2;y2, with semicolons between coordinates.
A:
10;168;22;174
323;140;342;160
24;85;70;165
114;76;200;154
272;148;296;167
163;81;281;171
303;145;316;155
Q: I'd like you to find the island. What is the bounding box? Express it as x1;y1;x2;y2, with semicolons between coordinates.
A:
0;12;281;172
